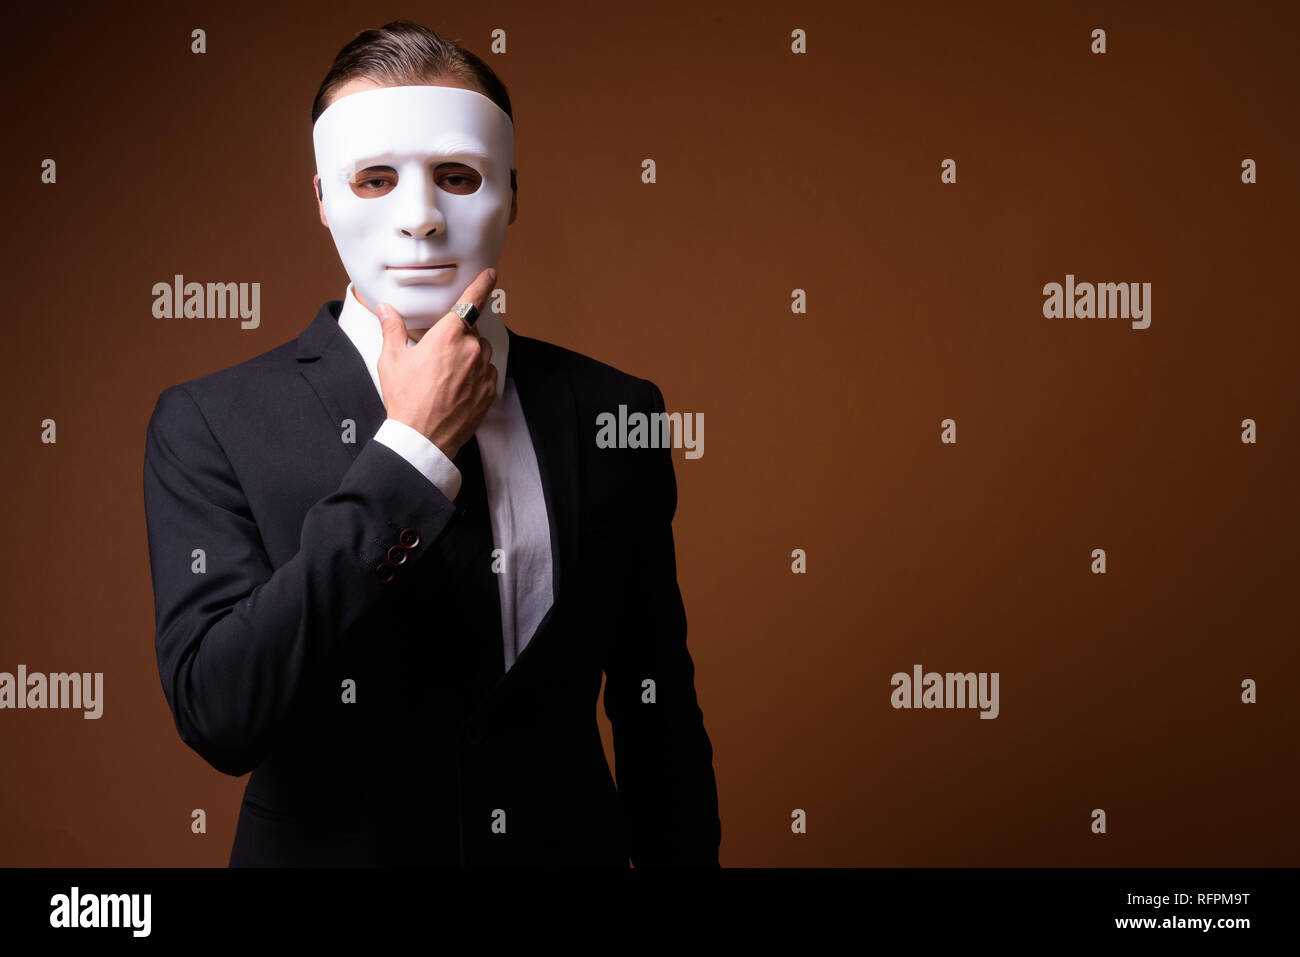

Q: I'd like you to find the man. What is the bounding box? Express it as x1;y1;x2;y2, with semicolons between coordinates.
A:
142;20;721;867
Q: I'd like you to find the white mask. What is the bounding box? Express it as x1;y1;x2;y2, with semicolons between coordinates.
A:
312;84;514;328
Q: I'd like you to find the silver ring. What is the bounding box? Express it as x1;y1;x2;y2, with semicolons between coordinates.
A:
452;302;480;327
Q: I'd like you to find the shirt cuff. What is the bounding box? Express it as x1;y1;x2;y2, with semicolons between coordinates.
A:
374;418;462;502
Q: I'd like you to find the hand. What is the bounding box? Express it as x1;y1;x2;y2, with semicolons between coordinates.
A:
375;268;498;461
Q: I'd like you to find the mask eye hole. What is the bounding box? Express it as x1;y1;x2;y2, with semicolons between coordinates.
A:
349;166;397;198
436;163;483;195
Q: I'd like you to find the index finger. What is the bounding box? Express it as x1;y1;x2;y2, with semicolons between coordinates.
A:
449;267;498;332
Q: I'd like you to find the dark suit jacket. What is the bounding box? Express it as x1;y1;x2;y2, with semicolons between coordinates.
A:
142;299;721;867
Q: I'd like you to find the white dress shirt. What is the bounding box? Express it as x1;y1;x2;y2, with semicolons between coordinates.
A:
336;283;554;672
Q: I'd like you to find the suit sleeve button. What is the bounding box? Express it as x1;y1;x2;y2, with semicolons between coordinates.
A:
375;561;396;584
398;528;420;549
387;545;407;565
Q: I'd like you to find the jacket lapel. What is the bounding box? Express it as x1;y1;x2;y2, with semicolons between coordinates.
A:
466;329;581;724
296;300;387;461
506;329;579;626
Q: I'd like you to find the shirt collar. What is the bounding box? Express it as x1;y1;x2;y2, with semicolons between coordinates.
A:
336;282;509;402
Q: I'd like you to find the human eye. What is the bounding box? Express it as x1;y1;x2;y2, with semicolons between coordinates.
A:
348;168;397;197
437;164;482;194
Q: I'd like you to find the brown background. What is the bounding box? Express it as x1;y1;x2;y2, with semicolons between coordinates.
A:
1;0;1296;866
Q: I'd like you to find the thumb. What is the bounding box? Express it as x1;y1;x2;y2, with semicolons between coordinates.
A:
376;303;406;362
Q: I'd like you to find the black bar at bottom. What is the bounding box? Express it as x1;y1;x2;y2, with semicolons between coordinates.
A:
0;866;1290;942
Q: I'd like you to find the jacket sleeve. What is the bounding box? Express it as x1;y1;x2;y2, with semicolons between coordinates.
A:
601;380;722;867
142;384;456;777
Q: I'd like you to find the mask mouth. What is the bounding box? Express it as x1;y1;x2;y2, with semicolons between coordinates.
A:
386;262;460;285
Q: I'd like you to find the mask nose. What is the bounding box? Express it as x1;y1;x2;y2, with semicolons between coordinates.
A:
395;168;446;239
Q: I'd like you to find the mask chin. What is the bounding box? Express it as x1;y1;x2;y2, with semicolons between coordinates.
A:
381;285;464;328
